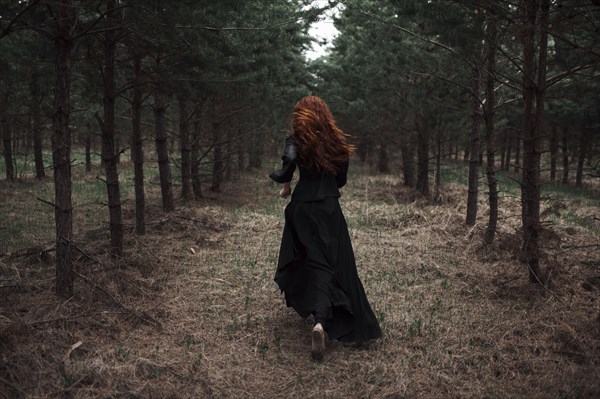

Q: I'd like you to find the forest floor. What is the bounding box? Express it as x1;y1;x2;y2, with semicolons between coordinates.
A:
1;157;599;398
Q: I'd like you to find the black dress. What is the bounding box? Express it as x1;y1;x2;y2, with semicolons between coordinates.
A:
269;137;382;343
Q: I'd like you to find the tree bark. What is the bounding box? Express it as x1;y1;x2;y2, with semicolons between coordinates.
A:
1;84;15;182
521;0;549;283
191;119;203;198
248;127;262;169
99;0;123;257
52;0;75;297
434;133;442;198
416;113;430;196
401;143;415;187
30;71;45;179
237;128;244;173
484;10;498;245
549;124;558;182
153;87;175;212
179;97;193;200
466;66;481;226
210;120;222;192
85;132;92;172
561;127;569;184
575;130;587;187
130;48;145;235
500;129;507;171
505;130;513;171
377;141;389;173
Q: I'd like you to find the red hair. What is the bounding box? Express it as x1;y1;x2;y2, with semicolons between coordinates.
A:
290;96;355;175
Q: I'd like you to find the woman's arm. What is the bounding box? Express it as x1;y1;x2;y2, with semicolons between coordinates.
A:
269;136;297;184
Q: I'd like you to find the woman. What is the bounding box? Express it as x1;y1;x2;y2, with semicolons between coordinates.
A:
269;96;382;360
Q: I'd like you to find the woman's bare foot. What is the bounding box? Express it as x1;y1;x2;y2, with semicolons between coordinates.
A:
311;323;325;360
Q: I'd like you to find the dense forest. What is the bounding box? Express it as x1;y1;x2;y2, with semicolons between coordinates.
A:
1;0;599;397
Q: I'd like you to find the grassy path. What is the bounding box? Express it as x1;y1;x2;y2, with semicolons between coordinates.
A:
1;163;599;398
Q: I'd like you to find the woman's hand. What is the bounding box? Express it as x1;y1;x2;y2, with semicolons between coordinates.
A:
279;182;291;199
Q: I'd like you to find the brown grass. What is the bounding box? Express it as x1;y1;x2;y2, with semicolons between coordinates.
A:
0;162;599;398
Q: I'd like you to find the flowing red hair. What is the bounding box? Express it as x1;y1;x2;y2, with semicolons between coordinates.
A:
290;96;355;175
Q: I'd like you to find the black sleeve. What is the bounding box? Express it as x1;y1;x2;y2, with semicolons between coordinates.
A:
269;136;297;183
336;159;349;188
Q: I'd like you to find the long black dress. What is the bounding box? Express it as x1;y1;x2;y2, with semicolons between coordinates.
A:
269;137;382;343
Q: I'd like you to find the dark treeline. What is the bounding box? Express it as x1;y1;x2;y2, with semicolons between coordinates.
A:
0;0;599;294
0;0;321;295
314;0;599;283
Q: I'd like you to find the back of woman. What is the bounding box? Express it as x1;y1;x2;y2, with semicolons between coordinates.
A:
269;96;382;361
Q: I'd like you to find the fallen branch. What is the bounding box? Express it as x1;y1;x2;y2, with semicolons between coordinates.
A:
71;270;162;331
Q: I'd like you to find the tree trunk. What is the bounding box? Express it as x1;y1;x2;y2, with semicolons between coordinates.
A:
549;124;558;182
377;141;389;173
505;130;513;171
466;66;481;226
53;0;75;297
484;11;498;246
31;71;45;179
85;123;92;172
237;128;244;173
1;85;15;182
248;128;262;169
434;133;442;198
561;127;569;184
131;49;145;235
210;121;222;192
401;143;415;187
521;0;549;284
416;114;430;196
153;85;175;212
225;129;233;180
179;97;193;200
191;119;203;198
99;0;123;257
575;130;587;188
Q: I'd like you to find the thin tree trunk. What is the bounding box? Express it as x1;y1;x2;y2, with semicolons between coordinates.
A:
130;49;145;235
191;119;203;198
561;127;569;184
225;129;233;180
210;120;222;192
31;71;45;179
179;97;193;200
466;66;481;226
521;0;549;283
153;87;175;212
434;133;442;198
575;131;587;187
505;130;513;171
98;0;123;257
237;128;244;173
514;133;521;173
484;11;498;245
85;132;92;172
416;114;430;196
377;141;389;173
550;124;558;181
248;128;262;169
53;0;75;297
500;129;507;170
401;143;415;187
1;85;15;182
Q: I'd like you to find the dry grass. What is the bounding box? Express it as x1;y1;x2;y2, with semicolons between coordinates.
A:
0;161;599;398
